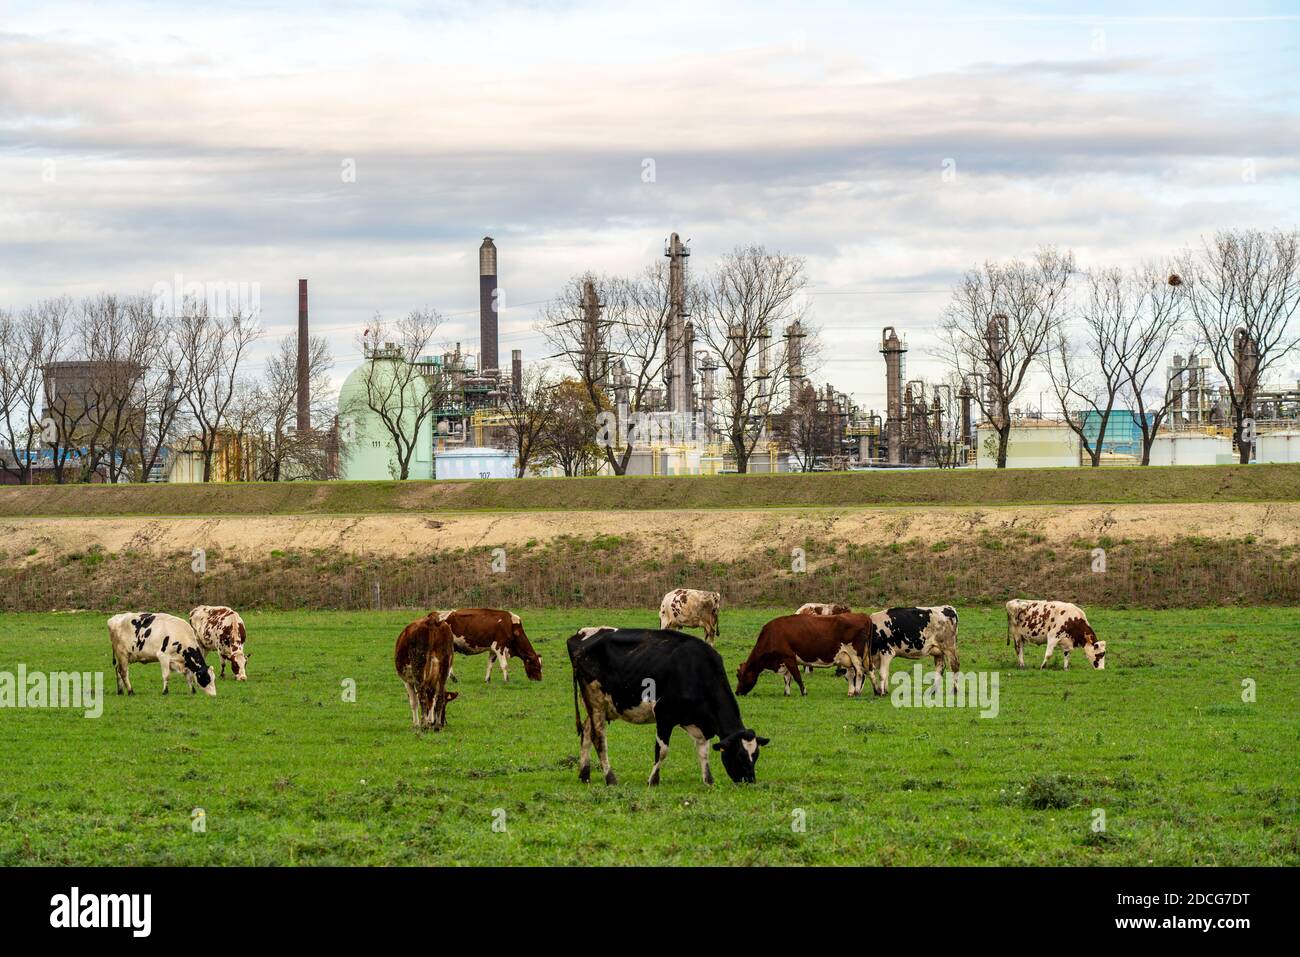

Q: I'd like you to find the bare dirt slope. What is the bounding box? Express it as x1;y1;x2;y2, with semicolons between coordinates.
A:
3;502;1291;566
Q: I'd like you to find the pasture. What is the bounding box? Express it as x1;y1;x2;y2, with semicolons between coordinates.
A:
1;606;1295;866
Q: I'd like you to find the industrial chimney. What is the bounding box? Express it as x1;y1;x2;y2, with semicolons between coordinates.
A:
297;279;310;433
880;327;907;465
479;237;499;376
512;349;522;397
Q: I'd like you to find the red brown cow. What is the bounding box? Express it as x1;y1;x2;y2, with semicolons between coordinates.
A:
394;614;459;731
735;613;872;698
433;608;543;683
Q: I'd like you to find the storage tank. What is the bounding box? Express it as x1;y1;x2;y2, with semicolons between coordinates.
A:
1148;433;1233;466
975;421;1079;469
434;446;515;480
1256;431;1300;463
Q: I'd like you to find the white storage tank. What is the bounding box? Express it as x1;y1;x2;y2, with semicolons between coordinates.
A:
975;421;1080;469
1257;431;1300;463
434;446;516;479
1148;433;1233;466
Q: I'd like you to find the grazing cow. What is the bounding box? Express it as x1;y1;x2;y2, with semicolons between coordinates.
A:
796;602;851;616
794;602;852;673
658;589;721;644
867;606;960;696
1006;599;1106;670
394;614;459;730
735;613;871;697
568;628;769;786
188;605;249;680
433;608;542;683
107;612;216;697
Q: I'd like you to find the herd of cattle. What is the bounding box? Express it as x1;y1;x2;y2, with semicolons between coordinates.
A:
102;590;1106;786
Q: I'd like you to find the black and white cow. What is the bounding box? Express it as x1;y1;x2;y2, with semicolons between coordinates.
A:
108;612;216;696
567;627;769;786
867;605;960;696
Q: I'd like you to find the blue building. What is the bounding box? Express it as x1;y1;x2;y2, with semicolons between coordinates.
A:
1081;410;1153;457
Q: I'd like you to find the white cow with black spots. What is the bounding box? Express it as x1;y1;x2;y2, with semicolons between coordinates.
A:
108;612;216;696
867;605;961;696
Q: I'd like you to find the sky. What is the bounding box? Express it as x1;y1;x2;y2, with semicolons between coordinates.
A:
2;0;1299;411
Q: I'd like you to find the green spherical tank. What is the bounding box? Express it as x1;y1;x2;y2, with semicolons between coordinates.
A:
337;355;434;480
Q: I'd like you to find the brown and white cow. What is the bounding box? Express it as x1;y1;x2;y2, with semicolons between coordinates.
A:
794;603;852;672
189;605;249;680
659;589;721;644
796;602;851;616
433;608;542;683
735;613;872;697
394;613;459;731
1006;599;1106;670
108;612;216;697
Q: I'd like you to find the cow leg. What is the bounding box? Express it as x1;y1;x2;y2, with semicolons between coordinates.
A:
498;649;510;683
932;652;945;693
158;656;171;694
785;656;807;696
1041;639;1058;670
113;651;131;695
683;724;714;785
649;721;673;786
1015;638;1025;669
778;665;792;696
448;666;458;684
578;715;594;783
876;653;893;696
1062;647;1071;671
947;645;961;692
593;714;616;785
405;682;421;729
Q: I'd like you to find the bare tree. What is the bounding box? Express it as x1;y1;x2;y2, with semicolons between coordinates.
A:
1044;268;1132;466
777;382;834;472
174;298;262;482
1176;228;1300;463
937;247;1075;468
539;378;603;476
696;245;812;473
1118;265;1187;465
499;364;556;477
341;309;445;481
0;301;69;484
249;333;335;481
540;265;674;475
124;312;185;483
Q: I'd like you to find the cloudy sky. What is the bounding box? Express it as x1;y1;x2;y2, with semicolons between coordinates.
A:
3;0;1299;410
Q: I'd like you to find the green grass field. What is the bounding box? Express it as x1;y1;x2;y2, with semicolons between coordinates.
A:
1;607;1296;866
3;462;1299;517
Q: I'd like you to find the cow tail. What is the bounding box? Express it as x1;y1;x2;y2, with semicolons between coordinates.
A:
572;669;582;737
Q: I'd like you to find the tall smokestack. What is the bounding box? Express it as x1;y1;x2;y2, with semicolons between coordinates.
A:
479;237;499;375
297;279;310;432
512;349;522;397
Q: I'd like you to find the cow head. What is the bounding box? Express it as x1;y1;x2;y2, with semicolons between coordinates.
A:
713;730;770;783
424;689;459;731
181;646;217;697
230;649;249;681
1085;638;1107;670
734;661;761;697
513;621;543;681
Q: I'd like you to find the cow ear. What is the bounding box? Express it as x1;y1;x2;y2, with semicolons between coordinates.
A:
712;742;724;752
755;736;770;746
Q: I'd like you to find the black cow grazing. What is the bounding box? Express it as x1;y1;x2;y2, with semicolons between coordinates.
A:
868;605;960;696
567;628;769;786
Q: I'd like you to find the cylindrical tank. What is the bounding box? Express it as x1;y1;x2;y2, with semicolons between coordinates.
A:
1148;433;1232;466
1257;431;1300;463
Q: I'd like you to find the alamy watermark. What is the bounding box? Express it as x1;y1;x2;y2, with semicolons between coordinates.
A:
889;664;999;718
151;274;260;319
0;666;103;718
